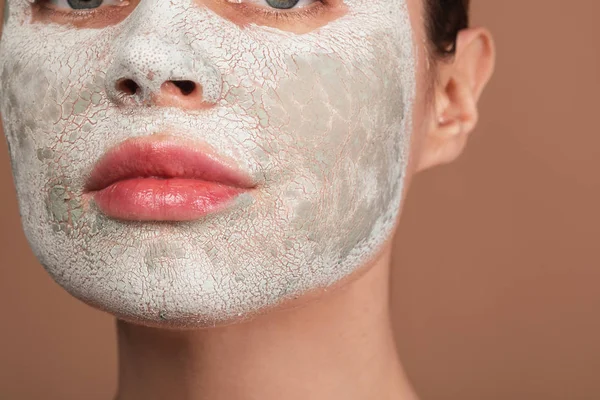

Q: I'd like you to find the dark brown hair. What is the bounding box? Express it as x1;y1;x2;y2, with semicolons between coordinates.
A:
426;0;470;57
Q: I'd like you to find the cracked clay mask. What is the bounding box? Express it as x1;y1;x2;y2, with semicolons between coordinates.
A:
0;0;416;326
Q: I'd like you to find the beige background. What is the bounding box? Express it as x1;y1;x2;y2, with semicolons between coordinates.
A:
1;1;599;399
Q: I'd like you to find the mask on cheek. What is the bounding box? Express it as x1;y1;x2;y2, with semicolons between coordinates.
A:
0;0;416;327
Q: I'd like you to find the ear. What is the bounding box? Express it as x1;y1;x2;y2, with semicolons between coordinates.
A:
416;27;496;172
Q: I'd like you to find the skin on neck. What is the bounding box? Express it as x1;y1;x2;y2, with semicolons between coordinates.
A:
115;242;418;400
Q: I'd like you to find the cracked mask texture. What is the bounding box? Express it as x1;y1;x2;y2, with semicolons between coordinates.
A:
0;0;416;326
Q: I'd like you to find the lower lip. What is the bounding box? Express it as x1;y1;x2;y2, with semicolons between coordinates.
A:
92;178;247;221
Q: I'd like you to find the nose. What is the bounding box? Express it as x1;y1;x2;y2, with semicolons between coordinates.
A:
105;35;222;110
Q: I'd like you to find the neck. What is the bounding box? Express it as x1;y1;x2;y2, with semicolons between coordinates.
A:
115;244;417;400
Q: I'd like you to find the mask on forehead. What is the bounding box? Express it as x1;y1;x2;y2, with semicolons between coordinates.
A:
0;0;416;327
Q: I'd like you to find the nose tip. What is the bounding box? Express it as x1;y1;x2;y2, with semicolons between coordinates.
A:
114;78;209;110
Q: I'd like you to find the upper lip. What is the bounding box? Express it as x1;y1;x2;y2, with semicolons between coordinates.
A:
85;135;257;192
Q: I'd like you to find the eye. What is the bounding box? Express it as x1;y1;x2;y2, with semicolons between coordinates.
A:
212;0;345;34
42;0;127;10
241;0;318;10
31;0;136;27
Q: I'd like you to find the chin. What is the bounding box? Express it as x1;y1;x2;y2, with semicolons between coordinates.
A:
19;186;403;329
80;236;393;330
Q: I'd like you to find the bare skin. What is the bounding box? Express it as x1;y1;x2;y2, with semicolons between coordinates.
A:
0;0;494;399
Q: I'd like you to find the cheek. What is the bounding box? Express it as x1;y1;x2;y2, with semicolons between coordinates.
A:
0;25;115;235
248;38;414;253
276;52;408;185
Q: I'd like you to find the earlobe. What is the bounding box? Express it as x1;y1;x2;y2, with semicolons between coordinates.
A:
416;27;496;172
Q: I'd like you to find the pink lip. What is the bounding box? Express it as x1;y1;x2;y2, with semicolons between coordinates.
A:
85;135;256;221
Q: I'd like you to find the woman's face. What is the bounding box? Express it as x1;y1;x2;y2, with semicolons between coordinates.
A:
0;0;430;326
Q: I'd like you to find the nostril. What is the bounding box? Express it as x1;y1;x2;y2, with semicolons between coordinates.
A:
156;80;208;109
171;80;197;96
117;79;140;95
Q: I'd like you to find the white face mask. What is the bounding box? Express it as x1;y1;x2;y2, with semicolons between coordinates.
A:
0;0;415;326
